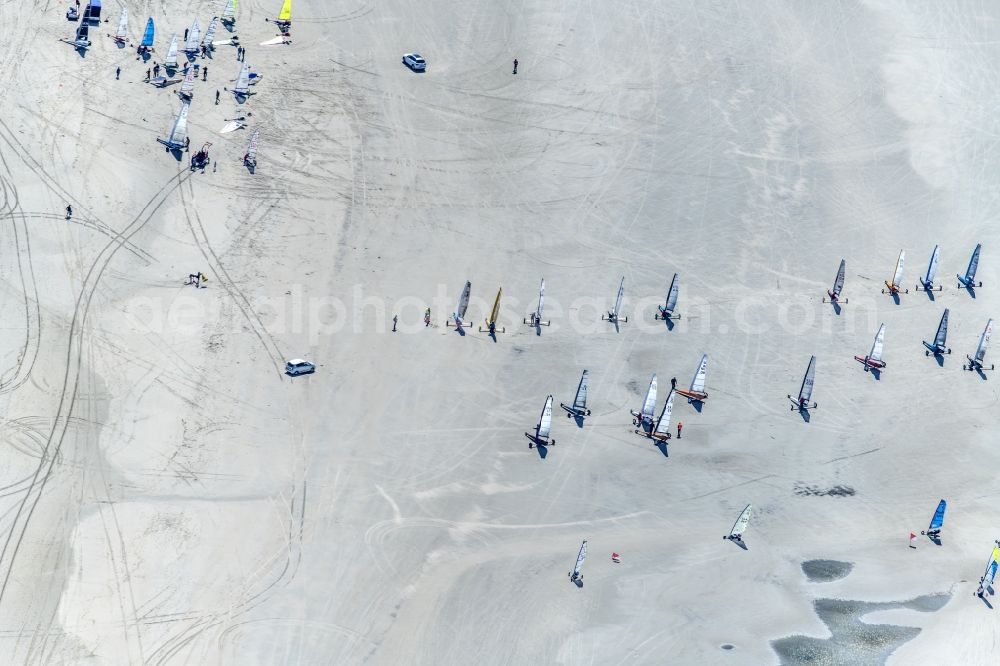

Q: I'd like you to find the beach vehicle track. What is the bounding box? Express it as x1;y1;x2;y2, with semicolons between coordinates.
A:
0;169;193;618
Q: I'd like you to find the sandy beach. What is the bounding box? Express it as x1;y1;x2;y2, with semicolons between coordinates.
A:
0;0;999;663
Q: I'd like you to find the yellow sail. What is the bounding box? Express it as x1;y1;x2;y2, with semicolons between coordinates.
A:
278;0;291;20
488;287;502;325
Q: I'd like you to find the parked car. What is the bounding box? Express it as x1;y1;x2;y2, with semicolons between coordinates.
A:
402;53;426;71
285;359;316;376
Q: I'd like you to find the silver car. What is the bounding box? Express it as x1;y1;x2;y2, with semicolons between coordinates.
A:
285;359;316;376
402;53;426;71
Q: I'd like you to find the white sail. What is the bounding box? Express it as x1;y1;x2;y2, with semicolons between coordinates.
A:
222;0;236;20
891;250;905;287
832;259;845;296
869;323;886;363
455;281;471;321
165;34;179;66
179;67;195;97
158;103;189;148
572;540;587;578
234;62;250;95
798;355;816;404
653;390;674;436
933;309;949;349
573;370;588;411
245;130;260;164
535;278;545;320
203;17;219;46
690;354;708;394
974;318;993;364
641;374;657;419
924;245;940;285
611;277;624;317
537;395;553;440
116;7;128;41
730;504;752;538
185;20;201;52
664;273;679;312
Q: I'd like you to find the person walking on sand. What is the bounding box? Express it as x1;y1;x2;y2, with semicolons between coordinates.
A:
184;28;189;41
676;422;683;439
185;137;190;151
65;205;73;219
145;68;151;81
215;90;220;105
392;315;398;332
153;63;160;77
115;66;120;80
424;307;431;327
670;377;677;390
203;65;208;81
513;58;518;74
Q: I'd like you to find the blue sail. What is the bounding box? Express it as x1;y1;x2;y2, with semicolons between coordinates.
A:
141;18;154;47
928;499;946;531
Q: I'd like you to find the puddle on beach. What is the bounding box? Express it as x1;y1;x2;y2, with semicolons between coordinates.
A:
801;559;854;583
773;561;950;665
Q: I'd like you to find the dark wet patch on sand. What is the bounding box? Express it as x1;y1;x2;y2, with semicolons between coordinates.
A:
774;561;949;665
801;559;854;583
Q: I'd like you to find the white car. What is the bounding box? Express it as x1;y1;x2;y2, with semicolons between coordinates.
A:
402;53;426;71
285;359;315;376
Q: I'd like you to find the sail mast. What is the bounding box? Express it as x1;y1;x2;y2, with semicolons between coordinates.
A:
892;250;905;287
537;396;553;440
922;500;946;536
185;20;201;52
141;18;155;47
115;7;128;41
234;62;251;96
165;34;179;66
833;259;845;296
156;103;189;150
569;540;587;581
799;355;816;405
179;67;195;98
870;324;886;363
278;0;292;21
641;374;657;420
203;17;219;48
726;505;752;541
652;390;674;438
922;245;940;288
535;279;545;321
935;309;949;349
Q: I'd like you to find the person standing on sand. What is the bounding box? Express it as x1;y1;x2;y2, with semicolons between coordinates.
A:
115;66;120;80
392;315;398;332
184;28;189;41
65;205;73;219
513;58;518;74
145;68;150;81
676;422;683;439
670;377;677;390
203;65;208;81
215;90;220;105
